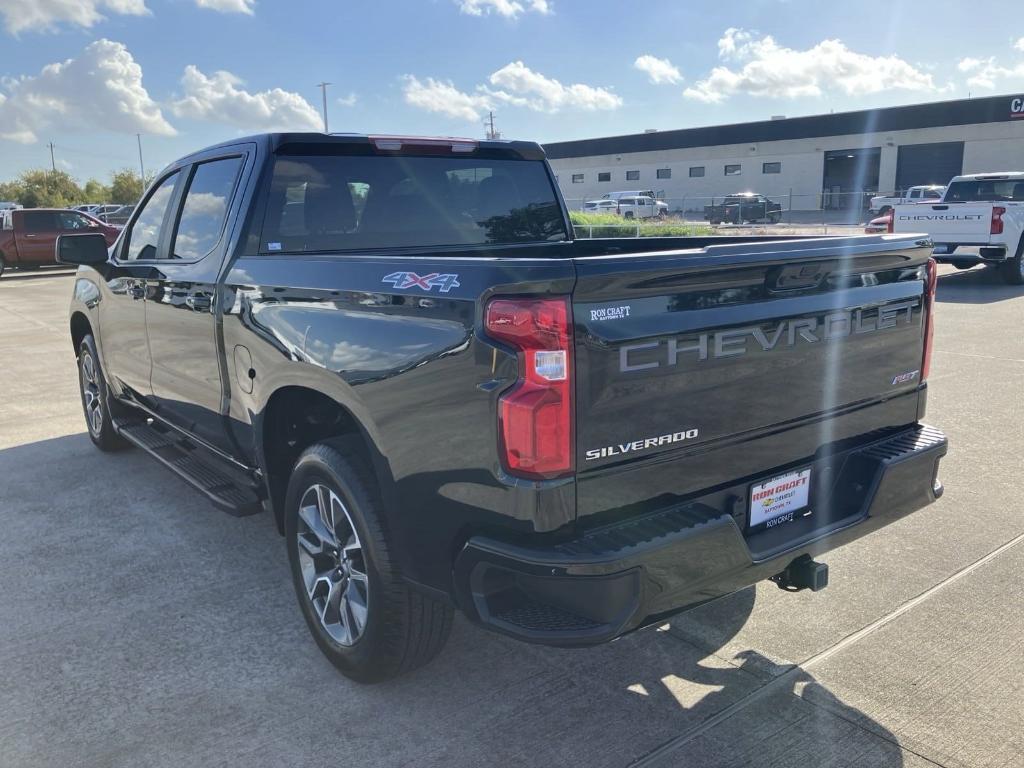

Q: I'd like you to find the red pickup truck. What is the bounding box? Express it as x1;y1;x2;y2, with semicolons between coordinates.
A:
0;208;119;277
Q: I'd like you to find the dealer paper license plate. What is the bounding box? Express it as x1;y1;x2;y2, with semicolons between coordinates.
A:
749;468;811;528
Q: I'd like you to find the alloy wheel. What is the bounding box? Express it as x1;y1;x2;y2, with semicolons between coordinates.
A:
296;484;370;646
80;351;103;437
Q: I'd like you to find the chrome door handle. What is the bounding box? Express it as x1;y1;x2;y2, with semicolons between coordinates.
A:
128;283;145;300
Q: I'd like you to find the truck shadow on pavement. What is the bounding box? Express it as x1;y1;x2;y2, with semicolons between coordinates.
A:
936;265;1024;304
0;432;906;768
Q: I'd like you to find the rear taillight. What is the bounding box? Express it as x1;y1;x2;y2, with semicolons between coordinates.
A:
991;206;1005;235
485;297;573;480
921;257;937;381
886;211;894;234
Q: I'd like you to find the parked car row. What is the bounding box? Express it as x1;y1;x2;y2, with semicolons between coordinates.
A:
73;203;135;226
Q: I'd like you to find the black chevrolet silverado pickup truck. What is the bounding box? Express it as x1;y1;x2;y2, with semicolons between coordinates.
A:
58;133;947;682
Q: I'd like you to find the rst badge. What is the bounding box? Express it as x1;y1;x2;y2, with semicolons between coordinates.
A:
892;369;920;385
382;271;461;293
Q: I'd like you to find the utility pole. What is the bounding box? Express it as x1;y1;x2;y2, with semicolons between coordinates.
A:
317;82;331;133
47;142;56;172
136;134;146;184
484;111;500;140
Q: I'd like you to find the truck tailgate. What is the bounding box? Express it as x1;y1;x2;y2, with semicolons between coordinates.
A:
894;203;992;242
571;235;932;524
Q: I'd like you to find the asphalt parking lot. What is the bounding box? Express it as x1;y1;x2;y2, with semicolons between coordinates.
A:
1;265;1021;768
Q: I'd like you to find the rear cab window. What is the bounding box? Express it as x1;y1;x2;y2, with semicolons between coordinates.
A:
945;179;1024;202
259;147;568;253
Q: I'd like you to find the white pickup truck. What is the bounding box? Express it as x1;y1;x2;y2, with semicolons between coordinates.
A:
869;185;945;215
891;172;1024;285
616;195;668;219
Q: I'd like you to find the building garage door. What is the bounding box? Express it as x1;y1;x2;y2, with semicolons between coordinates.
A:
895;142;964;192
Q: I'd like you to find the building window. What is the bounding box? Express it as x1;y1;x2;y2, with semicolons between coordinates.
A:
625;170;640;181
656;168;671;179
689;166;705;178
724;164;742;176
762;162;782;174
571;174;584;184
598;172;611;182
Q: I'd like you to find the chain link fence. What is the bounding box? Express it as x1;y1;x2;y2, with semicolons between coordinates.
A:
564;191;883;235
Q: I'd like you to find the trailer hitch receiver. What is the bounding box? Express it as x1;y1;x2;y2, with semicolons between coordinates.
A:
771;554;829;592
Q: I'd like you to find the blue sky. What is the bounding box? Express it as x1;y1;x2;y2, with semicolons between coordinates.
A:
1;0;1023;183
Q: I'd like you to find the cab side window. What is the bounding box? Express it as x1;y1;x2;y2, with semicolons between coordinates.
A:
22;211;57;232
171;157;243;260
124;172;179;262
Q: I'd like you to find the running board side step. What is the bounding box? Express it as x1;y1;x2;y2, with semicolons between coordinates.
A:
113;417;264;517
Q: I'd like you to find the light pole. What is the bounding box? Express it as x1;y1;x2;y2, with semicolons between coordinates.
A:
317;82;331;133
136;134;146;185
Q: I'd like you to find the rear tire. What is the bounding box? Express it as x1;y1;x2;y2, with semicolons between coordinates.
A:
998;241;1024;285
951;260;975;271
285;438;453;683
78;335;129;451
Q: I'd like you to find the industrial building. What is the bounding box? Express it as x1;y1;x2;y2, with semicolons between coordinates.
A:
544;93;1024;214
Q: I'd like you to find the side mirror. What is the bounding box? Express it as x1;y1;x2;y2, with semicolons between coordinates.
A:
56;233;110;266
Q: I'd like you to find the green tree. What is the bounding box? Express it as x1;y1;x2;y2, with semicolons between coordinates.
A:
82;179;111;204
7;169;83;208
0;179;22;204
109;169;145;205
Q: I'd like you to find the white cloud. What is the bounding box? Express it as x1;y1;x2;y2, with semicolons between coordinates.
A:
634;54;682;85
0;39;174;144
403;62;620;122
957;57;985;72
486;61;621;112
717;27;753;59
957;55;1024;90
456;0;549;18
684;29;940;103
0;0;148;34
336;92;358;107
402;75;492;121
193;0;254;14
1015;37;1024;53
171;65;322;131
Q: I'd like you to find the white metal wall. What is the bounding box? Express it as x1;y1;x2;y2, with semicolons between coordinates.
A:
549;119;1024;212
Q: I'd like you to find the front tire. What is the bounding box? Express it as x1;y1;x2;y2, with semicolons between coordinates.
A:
285;438;453;683
78;335;128;451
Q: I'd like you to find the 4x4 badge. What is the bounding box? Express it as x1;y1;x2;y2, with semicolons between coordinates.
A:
382;271;461;293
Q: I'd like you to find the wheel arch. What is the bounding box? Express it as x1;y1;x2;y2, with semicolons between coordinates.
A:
70;311;92;357
258;384;395;535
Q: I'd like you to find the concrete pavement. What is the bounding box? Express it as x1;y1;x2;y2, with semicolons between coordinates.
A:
0;264;1021;767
